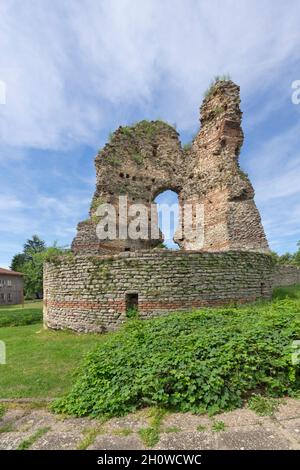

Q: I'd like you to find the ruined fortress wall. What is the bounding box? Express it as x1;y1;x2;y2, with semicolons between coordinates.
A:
273;265;300;287
43;251;273;333
72;80;270;256
43;80;276;334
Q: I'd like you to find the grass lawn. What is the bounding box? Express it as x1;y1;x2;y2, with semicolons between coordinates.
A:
0;300;43;310
0;301;43;327
0;324;105;398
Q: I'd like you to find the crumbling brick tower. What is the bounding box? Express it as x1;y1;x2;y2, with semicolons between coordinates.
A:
72;80;269;255
43;80;272;333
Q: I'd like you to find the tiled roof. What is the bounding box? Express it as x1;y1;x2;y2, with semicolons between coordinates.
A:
0;267;24;276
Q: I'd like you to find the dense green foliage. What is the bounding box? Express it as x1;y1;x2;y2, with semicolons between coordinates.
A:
0;303;42;327
10;235;69;299
52;289;300;418
270;240;300;267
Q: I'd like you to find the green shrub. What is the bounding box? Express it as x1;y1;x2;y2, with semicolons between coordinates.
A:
0;307;42;327
52;298;300;418
212;420;226;432
138;427;159;447
248;394;279;416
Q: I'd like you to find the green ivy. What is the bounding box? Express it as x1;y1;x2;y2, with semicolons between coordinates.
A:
52;296;300;418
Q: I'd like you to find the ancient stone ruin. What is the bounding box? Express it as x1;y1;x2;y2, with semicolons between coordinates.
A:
44;80;277;333
72;80;269;254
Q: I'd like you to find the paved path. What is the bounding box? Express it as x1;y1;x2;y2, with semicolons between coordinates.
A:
1;398;300;450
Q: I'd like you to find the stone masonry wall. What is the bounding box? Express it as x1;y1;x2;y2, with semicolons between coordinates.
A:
44;251;273;333
273;265;300;287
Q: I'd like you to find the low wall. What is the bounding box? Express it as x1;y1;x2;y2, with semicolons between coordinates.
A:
43;251;273;333
273;265;300;287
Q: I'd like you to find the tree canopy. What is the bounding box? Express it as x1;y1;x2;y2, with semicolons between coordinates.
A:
10;236;68;299
270;241;300;267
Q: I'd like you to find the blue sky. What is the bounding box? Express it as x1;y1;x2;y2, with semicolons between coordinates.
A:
0;0;300;267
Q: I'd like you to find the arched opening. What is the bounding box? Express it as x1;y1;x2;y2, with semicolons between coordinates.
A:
154;190;180;249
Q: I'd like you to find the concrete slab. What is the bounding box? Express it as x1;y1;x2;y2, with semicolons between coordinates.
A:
0;431;33;450
1;400;300;450
214;408;263;427
88;434;144;450
31;431;83;450
274;399;300;421
13;409;56;433
280;418;300;443
104;410;149;434
155;431;218;450
162;412;211;432
217;424;292;450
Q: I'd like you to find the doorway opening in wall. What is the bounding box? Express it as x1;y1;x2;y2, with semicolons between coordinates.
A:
154;190;180;249
261;282;266;296
125;292;138;318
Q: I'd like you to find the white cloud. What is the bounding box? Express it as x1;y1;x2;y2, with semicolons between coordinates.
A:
0;190;90;237
0;195;25;210
0;0;300;261
0;0;300;150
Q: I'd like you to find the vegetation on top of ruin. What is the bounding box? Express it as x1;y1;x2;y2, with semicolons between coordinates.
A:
131;153;144;165
203;74;232;99
107;119;177;144
183;142;192;151
99;119;179;168
182;131;199;152
52;285;300;418
122;119;176;135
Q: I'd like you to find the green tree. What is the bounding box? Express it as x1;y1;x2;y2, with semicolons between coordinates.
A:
23;246;68;299
269;251;279;265
23;235;46;261
22;251;45;299
278;252;294;264
271;241;300;266
293;241;300;266
10;237;67;299
10;253;26;272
